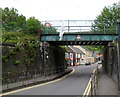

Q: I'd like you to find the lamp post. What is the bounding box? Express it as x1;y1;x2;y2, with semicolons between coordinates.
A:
43;22;51;67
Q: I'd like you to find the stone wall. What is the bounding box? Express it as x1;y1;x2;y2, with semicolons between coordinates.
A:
2;44;41;73
2;42;66;74
103;42;120;83
42;43;66;72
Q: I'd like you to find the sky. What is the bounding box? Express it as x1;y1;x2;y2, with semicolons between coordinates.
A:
0;0;120;21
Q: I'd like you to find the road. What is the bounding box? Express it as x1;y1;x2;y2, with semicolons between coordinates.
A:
3;64;99;96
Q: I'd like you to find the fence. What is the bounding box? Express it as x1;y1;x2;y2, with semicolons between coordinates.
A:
90;67;99;96
83;66;99;97
2;66;69;91
41;20;118;34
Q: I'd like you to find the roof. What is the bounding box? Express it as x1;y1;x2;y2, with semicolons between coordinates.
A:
68;46;85;54
81;46;93;53
93;51;102;53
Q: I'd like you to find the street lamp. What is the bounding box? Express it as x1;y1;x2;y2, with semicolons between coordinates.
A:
44;22;51;34
43;22;51;67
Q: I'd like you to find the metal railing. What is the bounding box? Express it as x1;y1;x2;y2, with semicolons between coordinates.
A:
83;66;99;97
90;67;99;96
41;20;118;34
2;66;68;91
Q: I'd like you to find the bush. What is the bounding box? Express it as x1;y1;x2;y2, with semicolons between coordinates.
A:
14;60;20;65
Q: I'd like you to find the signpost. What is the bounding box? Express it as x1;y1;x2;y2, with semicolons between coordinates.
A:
43;22;51;67
44;22;51;34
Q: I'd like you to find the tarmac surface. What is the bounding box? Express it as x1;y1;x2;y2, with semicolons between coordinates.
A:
2;64;98;96
2;64;118;96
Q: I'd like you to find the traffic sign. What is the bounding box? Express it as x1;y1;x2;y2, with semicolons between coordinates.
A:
44;22;51;27
76;35;81;39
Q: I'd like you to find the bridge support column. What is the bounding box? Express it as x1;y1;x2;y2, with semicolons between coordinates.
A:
103;42;114;74
103;45;108;72
117;42;120;95
107;43;115;76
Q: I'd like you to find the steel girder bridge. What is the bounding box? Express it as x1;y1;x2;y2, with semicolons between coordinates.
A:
40;20;118;45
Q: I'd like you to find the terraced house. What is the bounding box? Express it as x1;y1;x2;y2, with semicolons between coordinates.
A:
65;46;85;66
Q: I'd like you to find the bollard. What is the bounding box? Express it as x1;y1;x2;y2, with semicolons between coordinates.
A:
22;71;24;86
7;79;10;89
96;67;99;89
34;69;37;83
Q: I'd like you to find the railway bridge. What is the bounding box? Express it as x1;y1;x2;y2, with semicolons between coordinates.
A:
40;20;120;88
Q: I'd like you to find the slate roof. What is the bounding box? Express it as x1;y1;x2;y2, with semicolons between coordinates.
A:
68;46;85;54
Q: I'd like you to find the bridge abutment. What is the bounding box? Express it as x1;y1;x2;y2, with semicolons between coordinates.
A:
41;42;67;75
103;42;120;90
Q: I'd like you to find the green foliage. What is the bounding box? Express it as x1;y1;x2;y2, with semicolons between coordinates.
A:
2;7;26;32
92;3;119;34
0;15;1;29
84;46;104;52
2;49;16;62
91;3;119;51
2;55;8;62
21;37;39;58
46;27;58;34
1;7;58;34
25;17;57;34
60;46;67;52
2;31;39;66
2;31;38;44
2;7;57;68
2;31;22;43
14;60;20;65
25;17;44;35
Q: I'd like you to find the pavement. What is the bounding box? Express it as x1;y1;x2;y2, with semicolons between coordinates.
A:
97;66;118;95
2;68;72;92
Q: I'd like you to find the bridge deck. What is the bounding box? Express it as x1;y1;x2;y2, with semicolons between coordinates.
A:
40;33;118;45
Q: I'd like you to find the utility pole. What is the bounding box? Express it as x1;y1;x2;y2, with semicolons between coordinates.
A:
68;20;70;33
43;22;51;71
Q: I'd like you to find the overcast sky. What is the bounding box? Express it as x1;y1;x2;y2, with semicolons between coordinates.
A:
0;0;120;21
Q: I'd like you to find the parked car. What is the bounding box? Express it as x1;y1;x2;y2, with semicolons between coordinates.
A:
97;61;102;64
85;62;91;66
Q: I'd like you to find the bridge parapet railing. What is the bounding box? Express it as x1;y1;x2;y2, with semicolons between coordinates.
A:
90;67;99;96
41;20;118;34
82;66;99;97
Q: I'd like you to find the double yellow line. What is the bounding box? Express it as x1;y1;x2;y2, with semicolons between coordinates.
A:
82;65;102;97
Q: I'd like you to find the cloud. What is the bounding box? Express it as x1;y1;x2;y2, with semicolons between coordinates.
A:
0;0;120;20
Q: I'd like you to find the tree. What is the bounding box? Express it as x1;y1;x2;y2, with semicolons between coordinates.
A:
25;17;44;35
0;8;2;30
1;7;57;34
2;7;26;32
92;3;119;34
25;18;58;35
48;27;57;34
